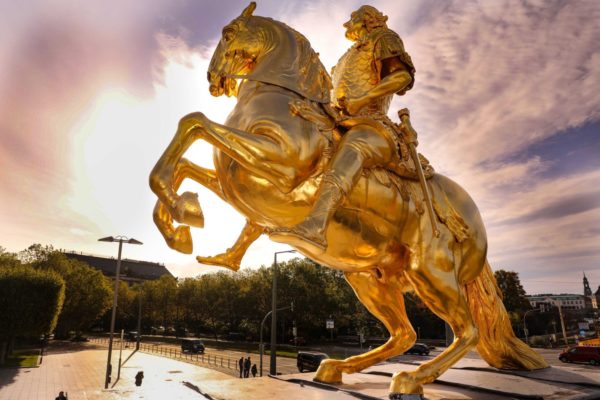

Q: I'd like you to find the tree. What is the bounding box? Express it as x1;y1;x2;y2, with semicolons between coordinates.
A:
0;247;20;268
494;269;531;312
31;251;112;338
0;265;65;364
140;275;178;332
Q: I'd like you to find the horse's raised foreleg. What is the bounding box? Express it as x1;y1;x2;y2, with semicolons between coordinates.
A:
153;158;222;253
151;112;317;226
196;220;263;271
314;268;415;384
154;158;263;263
150;115;211;227
391;251;479;398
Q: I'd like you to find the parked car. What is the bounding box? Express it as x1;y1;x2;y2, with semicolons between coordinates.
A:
289;337;307;346
404;343;430;356
226;332;245;341
125;331;141;342
151;326;165;335
559;346;600;366
181;338;205;354
297;351;328;372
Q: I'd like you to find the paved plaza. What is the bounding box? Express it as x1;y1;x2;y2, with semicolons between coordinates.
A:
1;342;599;400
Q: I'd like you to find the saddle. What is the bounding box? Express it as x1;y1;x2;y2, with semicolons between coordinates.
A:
288;98;434;181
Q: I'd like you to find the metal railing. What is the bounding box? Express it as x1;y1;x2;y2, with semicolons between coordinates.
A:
89;337;241;376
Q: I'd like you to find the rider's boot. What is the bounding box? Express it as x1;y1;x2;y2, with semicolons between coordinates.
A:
275;176;344;249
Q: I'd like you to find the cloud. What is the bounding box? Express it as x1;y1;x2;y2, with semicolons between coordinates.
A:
1;0;598;295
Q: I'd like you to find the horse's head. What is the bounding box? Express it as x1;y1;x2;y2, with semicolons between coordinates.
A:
208;2;331;102
208;2;263;97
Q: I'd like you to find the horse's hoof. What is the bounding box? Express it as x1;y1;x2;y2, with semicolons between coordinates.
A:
390;371;423;397
197;253;240;271
174;191;204;227
170;226;193;254
313;360;342;384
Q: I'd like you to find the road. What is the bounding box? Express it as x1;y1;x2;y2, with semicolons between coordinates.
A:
96;337;598;379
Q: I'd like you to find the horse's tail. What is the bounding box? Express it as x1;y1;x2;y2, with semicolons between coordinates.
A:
464;260;548;370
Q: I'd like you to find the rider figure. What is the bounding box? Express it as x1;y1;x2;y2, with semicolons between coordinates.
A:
277;5;415;249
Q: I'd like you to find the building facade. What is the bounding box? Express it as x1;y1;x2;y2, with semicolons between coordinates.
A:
527;294;587;311
64;251;173;285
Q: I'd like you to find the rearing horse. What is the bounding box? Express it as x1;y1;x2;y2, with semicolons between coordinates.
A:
149;3;547;397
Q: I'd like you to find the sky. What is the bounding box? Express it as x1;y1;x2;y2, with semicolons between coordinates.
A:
0;0;598;296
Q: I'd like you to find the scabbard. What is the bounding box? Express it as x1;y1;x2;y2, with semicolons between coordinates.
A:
408;144;440;238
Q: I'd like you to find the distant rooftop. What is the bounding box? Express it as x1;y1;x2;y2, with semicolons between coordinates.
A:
63;251;173;281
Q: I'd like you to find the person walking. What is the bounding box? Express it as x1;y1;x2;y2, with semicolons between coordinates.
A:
244;357;251;378
135;371;144;386
251;363;258;378
238;357;244;378
55;391;68;400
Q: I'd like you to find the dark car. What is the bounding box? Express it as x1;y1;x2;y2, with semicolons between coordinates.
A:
125;331;141;342
559;346;600;366
404;343;430;356
297;351;328;372
226;332;245;341
289;337;307;346
181;338;205;354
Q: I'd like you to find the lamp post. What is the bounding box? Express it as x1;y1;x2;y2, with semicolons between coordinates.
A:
260;302;293;377
270;249;296;376
99;235;142;389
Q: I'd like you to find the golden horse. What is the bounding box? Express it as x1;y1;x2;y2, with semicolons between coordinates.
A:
149;3;547;397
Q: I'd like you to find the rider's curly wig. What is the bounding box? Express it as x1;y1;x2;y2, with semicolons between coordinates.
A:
356;6;388;32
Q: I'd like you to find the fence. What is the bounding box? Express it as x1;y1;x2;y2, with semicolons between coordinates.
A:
89;337;241;376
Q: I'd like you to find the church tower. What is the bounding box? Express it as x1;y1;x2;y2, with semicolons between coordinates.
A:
584;272;592;296
584;273;597;309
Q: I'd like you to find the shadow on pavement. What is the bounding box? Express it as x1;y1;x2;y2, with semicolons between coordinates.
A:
44;340;107;354
0;366;19;389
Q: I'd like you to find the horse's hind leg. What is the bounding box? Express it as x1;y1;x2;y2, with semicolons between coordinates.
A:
314;268;416;383
392;252;479;397
196;220;263;271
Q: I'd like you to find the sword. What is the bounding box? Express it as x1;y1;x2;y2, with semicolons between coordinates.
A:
398;108;440;238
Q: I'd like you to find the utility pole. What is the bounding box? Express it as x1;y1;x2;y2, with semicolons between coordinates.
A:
558;303;568;346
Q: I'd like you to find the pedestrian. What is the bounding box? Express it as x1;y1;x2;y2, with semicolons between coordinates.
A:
55;391;68;400
238;357;244;378
244;357;251;378
251;363;257;377
135;371;144;386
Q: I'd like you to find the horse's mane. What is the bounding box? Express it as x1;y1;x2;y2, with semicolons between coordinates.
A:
244;16;332;103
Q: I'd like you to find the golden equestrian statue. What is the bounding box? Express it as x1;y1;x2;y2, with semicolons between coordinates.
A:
149;3;547;398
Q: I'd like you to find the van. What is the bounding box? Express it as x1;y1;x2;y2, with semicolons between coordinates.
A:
181;338;205;354
297;351;328;372
559;346;600;366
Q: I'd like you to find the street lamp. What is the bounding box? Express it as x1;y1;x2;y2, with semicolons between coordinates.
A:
99;235;142;389
270;249;297;376
260;302;293;377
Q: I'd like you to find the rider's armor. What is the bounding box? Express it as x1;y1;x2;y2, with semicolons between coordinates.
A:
330;28;429;179
332;28;415;116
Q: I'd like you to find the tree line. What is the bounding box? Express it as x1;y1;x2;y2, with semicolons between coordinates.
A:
4;243;575;364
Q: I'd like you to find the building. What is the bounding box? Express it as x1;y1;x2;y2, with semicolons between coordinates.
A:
527;294;587;311
64;251;173;285
583;273;598;309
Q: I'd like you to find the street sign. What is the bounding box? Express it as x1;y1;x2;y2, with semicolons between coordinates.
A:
326;319;334;329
